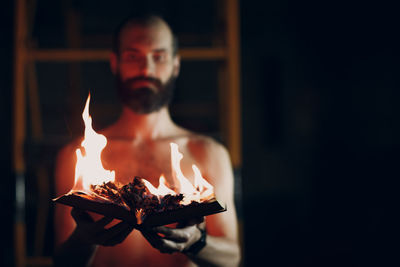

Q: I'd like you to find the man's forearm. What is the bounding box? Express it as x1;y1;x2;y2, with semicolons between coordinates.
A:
53;231;98;267
187;236;240;267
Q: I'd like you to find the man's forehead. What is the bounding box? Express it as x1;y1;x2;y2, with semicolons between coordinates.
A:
119;23;173;52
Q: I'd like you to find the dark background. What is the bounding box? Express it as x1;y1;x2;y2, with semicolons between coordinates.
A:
2;0;400;266
242;1;399;266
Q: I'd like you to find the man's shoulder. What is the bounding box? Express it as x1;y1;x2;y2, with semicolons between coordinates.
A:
181;132;233;186
182;132;230;165
186;133;225;152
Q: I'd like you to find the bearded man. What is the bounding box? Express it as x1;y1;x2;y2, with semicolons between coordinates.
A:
54;14;240;267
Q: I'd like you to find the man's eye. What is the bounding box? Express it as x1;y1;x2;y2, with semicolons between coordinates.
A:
153;54;166;62
123;54;139;61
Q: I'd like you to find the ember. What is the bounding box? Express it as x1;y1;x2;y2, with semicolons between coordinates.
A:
91;177;204;224
90;181;124;205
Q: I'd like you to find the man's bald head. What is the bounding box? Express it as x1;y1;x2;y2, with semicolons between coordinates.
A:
112;14;178;56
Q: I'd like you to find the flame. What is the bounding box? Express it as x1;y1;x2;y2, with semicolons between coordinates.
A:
142;175;177;197
72;94;115;192
170;143;214;204
70;94;214;206
158;175;176;196
136;143;214;204
192;165;214;201
141;179;159;195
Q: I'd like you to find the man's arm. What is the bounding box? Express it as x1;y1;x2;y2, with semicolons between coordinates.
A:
189;141;240;266
54;208;134;267
53;144;134;267
53;144;96;267
141;139;241;266
53;217;98;267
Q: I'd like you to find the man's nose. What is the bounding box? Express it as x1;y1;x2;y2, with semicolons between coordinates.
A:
139;56;155;76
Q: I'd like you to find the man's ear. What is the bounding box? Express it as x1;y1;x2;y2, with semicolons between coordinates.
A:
110;52;118;75
173;55;180;77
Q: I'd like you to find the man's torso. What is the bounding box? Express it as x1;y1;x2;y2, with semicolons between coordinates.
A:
68;133;212;267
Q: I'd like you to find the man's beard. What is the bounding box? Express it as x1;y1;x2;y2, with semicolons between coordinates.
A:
115;73;176;114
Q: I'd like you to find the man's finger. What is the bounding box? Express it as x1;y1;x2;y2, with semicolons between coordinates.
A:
141;228;188;253
101;224;135;246
96;221;133;245
158;238;184;253
94;216;114;228
141;228;166;250
71;208;94;224
142;231;179;253
153;226;190;242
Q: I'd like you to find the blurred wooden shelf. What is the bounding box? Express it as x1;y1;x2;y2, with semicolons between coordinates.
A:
81;32;221;48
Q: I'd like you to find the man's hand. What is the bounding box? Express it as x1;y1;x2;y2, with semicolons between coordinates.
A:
140;217;204;254
70;207;134;246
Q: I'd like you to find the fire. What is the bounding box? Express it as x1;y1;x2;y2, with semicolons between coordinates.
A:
142;175;176;197
72;94;214;205
170;143;214;204
72;94;115;192
193;165;214;201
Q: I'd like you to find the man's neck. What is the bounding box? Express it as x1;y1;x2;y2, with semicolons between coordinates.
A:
109;106;178;141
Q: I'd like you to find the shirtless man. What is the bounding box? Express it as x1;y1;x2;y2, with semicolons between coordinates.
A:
53;14;240;267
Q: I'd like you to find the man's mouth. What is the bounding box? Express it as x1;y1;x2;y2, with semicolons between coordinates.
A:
133;80;157;88
125;78;161;92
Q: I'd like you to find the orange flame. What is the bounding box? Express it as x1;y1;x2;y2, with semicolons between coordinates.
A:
142;175;177;197
141;144;214;204
71;94;214;205
72;94;115;192
170;143;214;204
192;165;214;201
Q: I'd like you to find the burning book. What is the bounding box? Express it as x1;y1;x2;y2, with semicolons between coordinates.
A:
54;178;226;227
53;95;226;227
